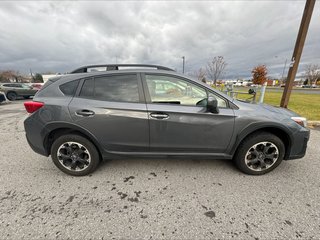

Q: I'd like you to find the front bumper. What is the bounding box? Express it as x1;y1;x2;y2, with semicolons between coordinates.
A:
285;128;310;160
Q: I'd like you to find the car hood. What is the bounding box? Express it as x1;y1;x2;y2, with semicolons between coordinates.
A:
261;104;300;117
233;99;301;120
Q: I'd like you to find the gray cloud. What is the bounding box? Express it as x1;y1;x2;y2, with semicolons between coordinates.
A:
0;1;319;79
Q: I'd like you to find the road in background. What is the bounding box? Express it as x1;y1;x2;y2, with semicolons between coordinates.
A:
234;87;320;95
0;100;320;239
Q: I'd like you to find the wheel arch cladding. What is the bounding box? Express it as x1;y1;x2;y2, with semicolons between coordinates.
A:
233;126;292;160
44;125;103;160
7;91;17;96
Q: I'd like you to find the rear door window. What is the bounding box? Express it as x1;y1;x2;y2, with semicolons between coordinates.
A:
80;78;94;98
79;74;139;103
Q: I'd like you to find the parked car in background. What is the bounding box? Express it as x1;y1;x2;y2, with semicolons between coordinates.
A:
0;91;6;103
302;84;317;88
24;64;309;176
0;83;38;100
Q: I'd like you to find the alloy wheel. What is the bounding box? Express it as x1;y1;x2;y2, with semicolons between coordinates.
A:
244;141;279;172
57;142;91;172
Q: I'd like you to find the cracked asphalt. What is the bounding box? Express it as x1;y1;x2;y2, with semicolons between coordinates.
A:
0;100;319;239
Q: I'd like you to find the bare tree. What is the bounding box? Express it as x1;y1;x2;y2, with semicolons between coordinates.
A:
0;70;18;82
206;56;227;85
0;70;31;83
305;64;320;85
192;67;206;83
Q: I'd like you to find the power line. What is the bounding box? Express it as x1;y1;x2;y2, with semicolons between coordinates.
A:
182;56;185;74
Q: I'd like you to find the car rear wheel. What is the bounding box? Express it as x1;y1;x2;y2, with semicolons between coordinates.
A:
51;134;100;176
7;92;17;101
234;132;285;175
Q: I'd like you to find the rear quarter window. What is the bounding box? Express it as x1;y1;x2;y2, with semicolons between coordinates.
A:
59;80;79;96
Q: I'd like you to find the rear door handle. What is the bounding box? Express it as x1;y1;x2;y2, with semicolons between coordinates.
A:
150;112;169;120
76;109;95;117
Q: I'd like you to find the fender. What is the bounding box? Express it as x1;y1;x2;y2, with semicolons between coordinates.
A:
227;121;293;157
41;121;105;156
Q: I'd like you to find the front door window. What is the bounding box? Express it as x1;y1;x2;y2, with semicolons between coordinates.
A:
145;75;207;106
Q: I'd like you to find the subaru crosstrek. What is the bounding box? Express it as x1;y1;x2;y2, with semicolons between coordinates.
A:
24;64;310;176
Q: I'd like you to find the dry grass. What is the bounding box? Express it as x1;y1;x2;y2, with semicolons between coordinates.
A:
213;86;320;120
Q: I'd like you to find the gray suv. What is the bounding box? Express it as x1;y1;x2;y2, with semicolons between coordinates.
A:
0;83;38;100
24;64;310;176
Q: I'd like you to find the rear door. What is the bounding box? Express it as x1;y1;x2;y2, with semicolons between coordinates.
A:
142;73;235;154
20;84;35;96
68;73;149;153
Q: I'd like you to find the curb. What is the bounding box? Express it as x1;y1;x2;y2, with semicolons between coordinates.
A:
308;121;320;128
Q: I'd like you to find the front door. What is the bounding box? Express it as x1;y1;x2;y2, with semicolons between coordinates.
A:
142;74;235;154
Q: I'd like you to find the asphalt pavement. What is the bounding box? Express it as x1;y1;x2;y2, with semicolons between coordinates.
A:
0;100;319;239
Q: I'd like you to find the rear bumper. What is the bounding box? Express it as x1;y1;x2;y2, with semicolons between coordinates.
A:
24;115;49;157
285;128;310;160
26;134;49;156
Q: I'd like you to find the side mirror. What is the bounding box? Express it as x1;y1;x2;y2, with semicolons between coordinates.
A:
207;96;219;113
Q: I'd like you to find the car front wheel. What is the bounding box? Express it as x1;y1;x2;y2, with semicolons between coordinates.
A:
234;132;285;175
51;134;100;176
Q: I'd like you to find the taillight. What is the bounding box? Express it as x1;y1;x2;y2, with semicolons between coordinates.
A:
24;101;44;113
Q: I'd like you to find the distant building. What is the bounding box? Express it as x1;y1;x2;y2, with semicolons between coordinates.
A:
224;79;252;86
42;74;60;83
267;78;278;86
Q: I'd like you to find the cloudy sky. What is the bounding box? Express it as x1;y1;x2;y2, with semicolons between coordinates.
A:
0;1;319;79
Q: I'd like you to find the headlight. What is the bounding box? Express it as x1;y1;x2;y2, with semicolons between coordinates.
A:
291;117;307;128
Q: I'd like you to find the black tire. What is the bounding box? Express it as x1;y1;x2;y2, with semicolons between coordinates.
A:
233;131;285;175
6;92;17;101
51;134;100;176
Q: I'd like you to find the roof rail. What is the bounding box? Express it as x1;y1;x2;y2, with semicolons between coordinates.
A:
70;64;174;74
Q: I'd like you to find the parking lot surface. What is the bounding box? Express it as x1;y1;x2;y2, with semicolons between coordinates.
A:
0;100;319;239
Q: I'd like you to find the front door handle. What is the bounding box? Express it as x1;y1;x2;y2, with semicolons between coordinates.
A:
150;112;169;120
76;109;95;117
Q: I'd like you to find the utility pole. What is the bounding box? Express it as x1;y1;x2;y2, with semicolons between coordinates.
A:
280;0;315;108
29;69;34;82
280;59;288;82
182;56;185;74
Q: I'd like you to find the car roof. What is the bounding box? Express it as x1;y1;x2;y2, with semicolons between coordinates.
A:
51;69;178;82
70;64;174;74
53;69;234;102
1;82;23;85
